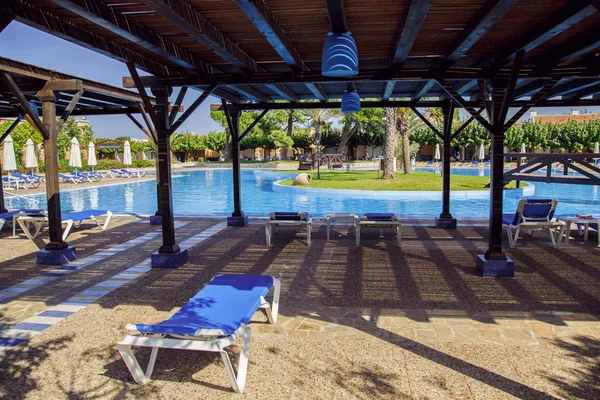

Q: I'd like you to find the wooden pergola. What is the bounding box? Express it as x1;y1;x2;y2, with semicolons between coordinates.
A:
2;0;600;274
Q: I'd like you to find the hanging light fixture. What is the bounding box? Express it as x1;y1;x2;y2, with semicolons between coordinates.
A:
341;90;361;113
322;32;359;77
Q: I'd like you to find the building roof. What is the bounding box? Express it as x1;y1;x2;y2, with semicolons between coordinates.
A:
532;112;600;124
0;56;153;118
3;0;600;109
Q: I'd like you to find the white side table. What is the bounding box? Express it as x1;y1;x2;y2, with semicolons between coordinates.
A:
326;213;358;240
557;216;600;247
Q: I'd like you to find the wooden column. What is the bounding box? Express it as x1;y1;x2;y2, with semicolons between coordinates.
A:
440;101;455;220
230;108;244;217
152;87;179;254
37;89;67;250
485;84;507;261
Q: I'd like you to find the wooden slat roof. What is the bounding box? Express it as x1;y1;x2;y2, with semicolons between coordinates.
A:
4;0;600;107
0;56;151;117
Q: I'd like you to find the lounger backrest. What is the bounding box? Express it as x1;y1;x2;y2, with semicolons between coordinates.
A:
133;274;274;336
512;199;557;225
270;212;309;221
62;209;108;222
361;213;397;221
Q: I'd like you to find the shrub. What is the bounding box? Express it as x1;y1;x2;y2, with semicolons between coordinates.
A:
131;159;156;168
94;159;124;171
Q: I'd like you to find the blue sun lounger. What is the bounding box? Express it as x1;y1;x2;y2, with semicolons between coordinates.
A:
16;209;112;240
0;209;45;234
502;199;565;248
356;213;402;246
265;212;312;245
117;274;281;393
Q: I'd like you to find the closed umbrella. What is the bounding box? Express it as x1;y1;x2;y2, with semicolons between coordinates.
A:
123;140;132;171
594;142;599;166
520;143;527;164
434;143;440;162
25;138;38;174
69;137;82;175
2;134;17;172
478;143;485;162
87;141;97;171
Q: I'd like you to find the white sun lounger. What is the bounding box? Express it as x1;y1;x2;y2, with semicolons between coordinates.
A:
502;199;565;248
16;209;112;240
117;274;280;393
356;213;402;246
265;212;312;245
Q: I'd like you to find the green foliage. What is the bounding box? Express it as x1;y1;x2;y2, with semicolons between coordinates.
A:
203;131;226;151
170;131;205;153
269;129;294;149
291;128;314;149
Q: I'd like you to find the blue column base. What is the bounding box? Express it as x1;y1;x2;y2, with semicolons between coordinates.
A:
227;215;249;227
435;217;457;229
151;249;188;269
37;246;77;265
149;215;162;225
476;254;515;277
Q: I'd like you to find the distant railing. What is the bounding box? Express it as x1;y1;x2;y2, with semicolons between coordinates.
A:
504;153;600;186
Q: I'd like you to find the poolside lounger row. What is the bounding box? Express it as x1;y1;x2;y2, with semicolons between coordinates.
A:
109;169;147;178
118;274;280;393
0;209;45;235
16;209;112;241
266;212;401;247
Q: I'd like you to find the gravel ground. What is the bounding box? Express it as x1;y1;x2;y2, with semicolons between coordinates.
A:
0;221;599;399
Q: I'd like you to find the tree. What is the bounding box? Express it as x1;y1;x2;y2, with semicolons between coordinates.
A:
303;109;340;144
203;131;226;152
210;110;261;161
291;128;314;151
381;108;398;179
396;108;418;174
269;129;294;156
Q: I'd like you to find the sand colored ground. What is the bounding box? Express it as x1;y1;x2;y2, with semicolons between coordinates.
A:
0;218;599;399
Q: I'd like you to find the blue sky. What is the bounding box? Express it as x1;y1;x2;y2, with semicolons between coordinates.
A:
0;21;598;139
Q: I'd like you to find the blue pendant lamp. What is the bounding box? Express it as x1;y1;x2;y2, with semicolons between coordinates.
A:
341;90;361;113
322;32;359;77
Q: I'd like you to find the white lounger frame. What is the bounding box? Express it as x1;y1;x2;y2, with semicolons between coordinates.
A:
503;221;565;248
356;220;402;246
117;276;280;393
16;211;113;240
265;219;312;245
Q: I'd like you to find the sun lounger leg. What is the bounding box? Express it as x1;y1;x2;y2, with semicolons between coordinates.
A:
92;211;113;231
62;220;74;240
397;225;402;246
258;277;280;324
265;223;272;245
356;225;361;247
116;343;156;385
0;218;5;233
326;217;331;240
512;226;521;248
307;222;312;245
220;325;251;393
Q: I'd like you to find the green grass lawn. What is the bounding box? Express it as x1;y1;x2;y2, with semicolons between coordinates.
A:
278;170;524;191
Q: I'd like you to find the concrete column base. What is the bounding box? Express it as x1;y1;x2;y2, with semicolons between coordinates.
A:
435;217;457;229
151;249;188;269
227;215;249;227
37;246;77;265
149;215;162;225
476;254;515;277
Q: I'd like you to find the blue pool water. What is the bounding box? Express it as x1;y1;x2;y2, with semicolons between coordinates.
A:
5;168;600;217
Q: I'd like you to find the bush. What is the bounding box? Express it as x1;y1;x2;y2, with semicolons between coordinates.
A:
131;159;156;168
94;159;124;171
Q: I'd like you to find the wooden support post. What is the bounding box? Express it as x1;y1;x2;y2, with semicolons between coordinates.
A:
440;101;454;220
152;86;179;254
37;90;67;250
223;103;248;226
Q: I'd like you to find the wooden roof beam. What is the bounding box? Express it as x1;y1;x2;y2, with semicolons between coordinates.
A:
306;83;328;102
324;0;347;33
9;1;168;76
491;0;596;65
382;81;395;101
534;33;600;66
49;0;218;75
234;0;305;72
546;78;600;98
562;82;600;100
586;0;600;10
391;0;432;67
266;84;299;102
445;0;517;66
141;0;259;72
411;80;436;101
228;85;272;103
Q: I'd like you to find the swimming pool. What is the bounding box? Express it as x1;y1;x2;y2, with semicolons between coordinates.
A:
5;168;600;217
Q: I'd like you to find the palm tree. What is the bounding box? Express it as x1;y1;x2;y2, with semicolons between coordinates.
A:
381;108;398;179
303;109;341;143
396;109;425;174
